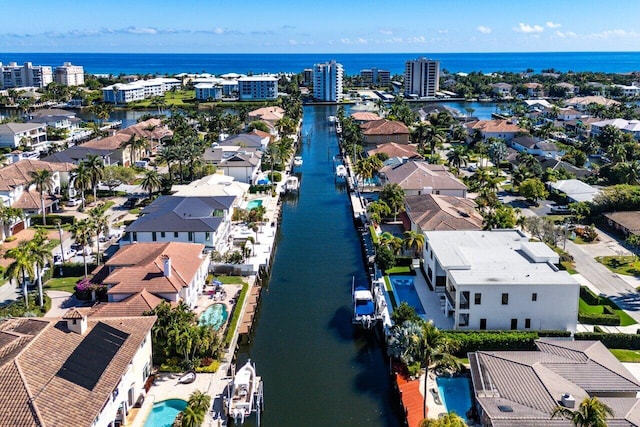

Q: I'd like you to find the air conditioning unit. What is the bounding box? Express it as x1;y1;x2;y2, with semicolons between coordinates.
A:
561;393;575;408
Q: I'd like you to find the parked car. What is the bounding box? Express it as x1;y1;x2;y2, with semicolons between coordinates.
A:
550;205;570;214
123;197;139;209
66;198;80;207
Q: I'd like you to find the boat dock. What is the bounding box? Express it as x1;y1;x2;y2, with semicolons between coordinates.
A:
238;286;263;341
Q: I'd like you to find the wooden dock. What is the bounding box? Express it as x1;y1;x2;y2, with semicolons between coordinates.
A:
238;286;262;339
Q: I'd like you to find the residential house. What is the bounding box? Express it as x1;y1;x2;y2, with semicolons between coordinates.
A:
490;83;513;98
470;339;640;426
0;122;48;152
523;99;553;112
121;195;235;251
509;135;560;159
603;211;640;238
28;108;89;143
0;312;155;427
367;142;423;161
379;161;467;197
548;179;600;203
591;118;640;141
616;83;640;97
360;119;410;146
247;129;272;147
171;173;250;199
351;111;382;124
42;144;115;167
401;194;483;234
554;107;583;121
535;156;593;179
88;289;165;317
523;82;544;97
0;159;74;235
94;242;209;309
78;133;132;166
423;229;579;331
554;81;579;96
205;149;261;184
247;106;285;129
119;118;173;154
464;119;525;142
565;95;620;111
218;133;267;151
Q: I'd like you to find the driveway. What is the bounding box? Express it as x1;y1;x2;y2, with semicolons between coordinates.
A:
45;290;81;317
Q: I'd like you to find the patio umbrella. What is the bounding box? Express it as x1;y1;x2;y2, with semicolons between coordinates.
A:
213;279;223;286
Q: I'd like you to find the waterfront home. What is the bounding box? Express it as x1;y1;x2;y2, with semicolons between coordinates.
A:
172;173;250;198
0;159;74;235
0;312;155;427
423;229;579;331
530;156;593;179
76;132;132;165
94;241;209;309
202;148;262;184
28;108;87;143
247;129;272;146
379;161;467;197
464;119;525;142
120;195;235;252
247;106;285;128
522;99;553;112
360;119;410;146
119;118;173;153
0;122;48;151
367;142;423;161
565;95;619;111
603;211;640;238
523;82;544;97
553;81;579;96
509;135;560;159
351;111;381;124
591;118;640;141
401;194;483;234
469;339;640;426
218;133;267;151
547;179;600;203
490;82;513;98
88;289;165;317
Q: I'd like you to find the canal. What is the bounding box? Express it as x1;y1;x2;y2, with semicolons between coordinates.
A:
238;105;403;427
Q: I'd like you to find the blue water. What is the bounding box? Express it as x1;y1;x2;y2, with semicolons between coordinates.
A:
198;303;229;331
436;377;473;422
1;52;639;75
389;275;425;315
246;199;264;210
143;399;187;427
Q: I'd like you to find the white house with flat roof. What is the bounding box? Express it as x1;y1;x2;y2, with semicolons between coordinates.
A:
423;229;579;332
547;179;600;203
237;75;278;101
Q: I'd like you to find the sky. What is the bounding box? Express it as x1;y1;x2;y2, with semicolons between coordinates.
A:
1;0;639;54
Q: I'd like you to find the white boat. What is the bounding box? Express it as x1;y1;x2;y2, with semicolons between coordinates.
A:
226;360;263;425
352;278;384;329
335;164;347;178
327;115;337;123
293;156;303;167
283;176;299;192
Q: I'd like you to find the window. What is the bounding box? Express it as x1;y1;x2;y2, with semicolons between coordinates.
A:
161;232;165;238
501;293;509;305
531;293;537;302
474;293;482;305
152;232;157;242
459;313;469;327
205;232;211;241
511;318;518;330
525;318;531;329
479;319;487;330
132;232;137;241
174;231;179;238
188;232;194;242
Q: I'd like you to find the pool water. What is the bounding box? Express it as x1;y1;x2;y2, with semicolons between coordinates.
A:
436;376;473;422
389;276;425;315
143;399;187;427
199;303;229;330
247;199;263;210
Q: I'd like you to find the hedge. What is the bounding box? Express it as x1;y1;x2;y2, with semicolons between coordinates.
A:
575;332;640;349
441;330;573;356
578;312;620;326
30;215;75;226
580;286;602;305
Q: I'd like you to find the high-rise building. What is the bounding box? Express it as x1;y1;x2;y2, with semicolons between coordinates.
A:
313;60;343;102
360;67;391;87
404;57;440;98
302;68;314;87
54;62;85;86
0;62;53;89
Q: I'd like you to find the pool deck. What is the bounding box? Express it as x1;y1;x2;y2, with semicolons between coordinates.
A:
404;272;455;330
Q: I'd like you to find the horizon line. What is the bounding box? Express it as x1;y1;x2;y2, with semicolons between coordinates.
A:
2;50;640;55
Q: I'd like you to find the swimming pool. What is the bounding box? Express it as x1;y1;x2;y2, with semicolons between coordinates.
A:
436;376;473;422
143;399;187;427
389;275;425;315
246;199;263;210
199;303;229;330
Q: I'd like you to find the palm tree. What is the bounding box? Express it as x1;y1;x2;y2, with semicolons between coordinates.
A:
84;154;105;201
403;230;425;258
420;412;467;427
187;390;211;423
551;396;614;427
4;241;35;309
140;169;163;199
0;205;23;240
446;145;470;170
380;183;405;222
89;204;110;265
71;219;94;278
73;161;92;209
29;232;52;308
29;169;54;226
121;134;149;166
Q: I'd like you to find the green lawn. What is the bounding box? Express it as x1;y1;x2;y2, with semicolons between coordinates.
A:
44;276;83;293
579;297;637;326
385;266;412;275
596;256;640;277
611;349;640;363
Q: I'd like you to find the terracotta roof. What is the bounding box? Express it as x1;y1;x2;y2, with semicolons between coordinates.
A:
12;189;56;210
367;143;423;160
361;119;410;136
120;118;173;140
351;111;381;122
470;339;640;426
248;129;271;139
81;133;130;150
248;106;284;122
99;242;206;297
62;308;88;319
0;316;155;427
603;211;640;235
565;95;620;107
404;194;483;231
89;289;165;317
0;159;74;190
380;161;467;192
466;119;524;134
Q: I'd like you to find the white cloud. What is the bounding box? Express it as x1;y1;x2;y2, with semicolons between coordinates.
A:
384;37;404;44
213;27;225;35
477;25;492;34
546;21;561;29
379;29;393;35
288;39;314;46
590;29;639;39
407;35;426;44
513;23;544;33
437;29;449;34
123;27;157;35
555;30;576;38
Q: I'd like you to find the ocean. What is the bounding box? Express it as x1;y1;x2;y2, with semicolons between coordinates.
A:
1;52;639;76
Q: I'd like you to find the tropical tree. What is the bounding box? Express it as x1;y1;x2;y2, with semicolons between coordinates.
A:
518;178;548;205
379;183;405;221
121;134;149;165
0;205;23;240
73;161;92;209
71;219;94;278
551;396;614;427
420;412;467;427
185;390;212;425
626;234;640;261
140;169;163;199
403;230;425;258
487;138;508;169
29;231;52;308
4;241;35;309
446;145;470;170
84;154;105;201
367;200;391;225
89;204;110;265
30;169;54;225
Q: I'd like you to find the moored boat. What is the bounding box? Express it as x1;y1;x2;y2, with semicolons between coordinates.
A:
293;156;303;167
283;176;300;192
352;277;384;329
335;164;347;179
225;360;263;425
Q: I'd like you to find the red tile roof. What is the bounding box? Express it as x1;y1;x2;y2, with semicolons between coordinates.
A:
361;119;410;136
89;289;165;317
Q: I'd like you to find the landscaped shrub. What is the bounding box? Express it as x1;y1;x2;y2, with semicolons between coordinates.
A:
578;312;621;326
442;331;539;356
30;215;75;226
537;330;573;338
580;286;601;305
593;326;604;333
575;332;640;349
268;171;282;182
394;256;413;267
